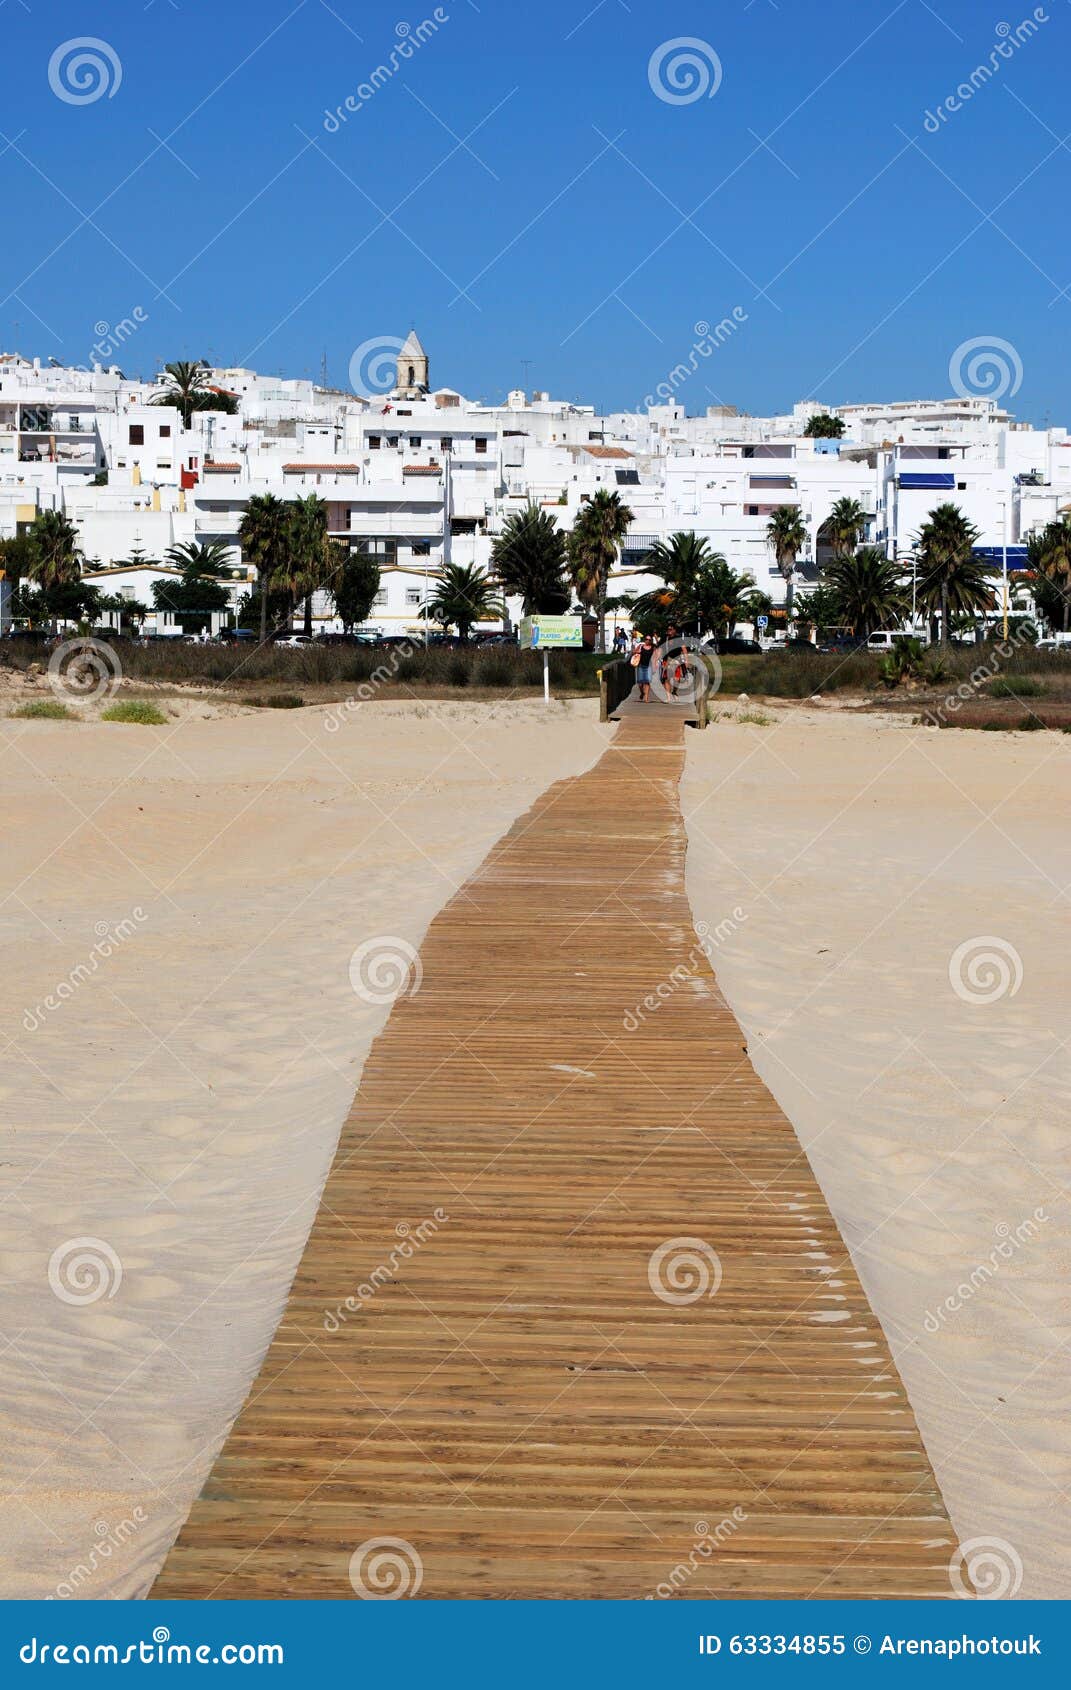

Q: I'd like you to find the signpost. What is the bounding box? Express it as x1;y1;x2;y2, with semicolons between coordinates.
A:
756;614;768;630
519;615;584;702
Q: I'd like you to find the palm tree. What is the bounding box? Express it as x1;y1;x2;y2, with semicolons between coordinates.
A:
491;503;570;614
567;488;634;651
826;496;867;559
239;493;290;642
636;531;755;640
421;562;503;642
766;505;808;618
164;539;234;577
283;494;330;636
151;361;238;427
916;503;988;644
1034;515;1071;631
26;509;82;589
824;547;908;636
803;413;845;438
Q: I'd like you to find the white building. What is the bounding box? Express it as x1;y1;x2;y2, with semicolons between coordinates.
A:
1;339;1066;637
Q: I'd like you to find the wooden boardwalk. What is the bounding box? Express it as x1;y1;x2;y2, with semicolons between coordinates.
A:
154;715;957;1600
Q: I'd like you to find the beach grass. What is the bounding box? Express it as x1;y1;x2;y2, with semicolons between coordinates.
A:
9;698;76;720
100;700;168;725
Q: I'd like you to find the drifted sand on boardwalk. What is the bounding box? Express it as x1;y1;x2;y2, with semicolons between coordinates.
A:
682;707;1070;1599
0;698;611;1599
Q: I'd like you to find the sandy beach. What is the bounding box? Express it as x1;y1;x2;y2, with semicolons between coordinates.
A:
1;694;1067;1599
683;706;1070;1599
0;698;611;1598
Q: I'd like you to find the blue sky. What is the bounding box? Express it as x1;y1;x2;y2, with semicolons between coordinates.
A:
2;0;1069;420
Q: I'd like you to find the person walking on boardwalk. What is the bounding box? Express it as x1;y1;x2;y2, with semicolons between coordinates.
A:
635;633;654;702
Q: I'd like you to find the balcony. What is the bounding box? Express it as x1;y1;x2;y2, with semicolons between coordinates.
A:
347;510;443;539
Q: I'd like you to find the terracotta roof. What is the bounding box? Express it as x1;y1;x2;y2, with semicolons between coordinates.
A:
204;461;240;471
282;462;359;472
581;445;631;460
403;463;442;475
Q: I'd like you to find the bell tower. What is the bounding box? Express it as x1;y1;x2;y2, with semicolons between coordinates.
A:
394;329;429;398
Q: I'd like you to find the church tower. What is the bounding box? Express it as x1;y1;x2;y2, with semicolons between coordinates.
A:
394;329;429;398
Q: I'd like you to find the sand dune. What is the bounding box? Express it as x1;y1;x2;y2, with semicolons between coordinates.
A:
0;698;611;1598
682;706;1070;1599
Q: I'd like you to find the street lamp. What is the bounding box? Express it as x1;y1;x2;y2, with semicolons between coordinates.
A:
1000;498;1009;641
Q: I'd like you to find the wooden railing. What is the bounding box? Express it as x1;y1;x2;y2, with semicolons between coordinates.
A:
597;657;635;721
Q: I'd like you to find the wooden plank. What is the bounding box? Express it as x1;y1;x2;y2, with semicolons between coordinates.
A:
153;716;957;1600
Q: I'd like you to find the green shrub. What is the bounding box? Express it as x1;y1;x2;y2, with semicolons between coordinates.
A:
100;701;168;725
987;676;1045;698
9;698;76;720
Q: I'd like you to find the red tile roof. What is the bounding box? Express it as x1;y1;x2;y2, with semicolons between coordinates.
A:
204;461;240;471
403;463;442;475
581;445;631;460
282;462;359;472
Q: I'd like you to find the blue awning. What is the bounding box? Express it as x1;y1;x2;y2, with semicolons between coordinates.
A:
898;473;955;490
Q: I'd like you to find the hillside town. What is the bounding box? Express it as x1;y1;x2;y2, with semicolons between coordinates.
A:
1;331;1068;640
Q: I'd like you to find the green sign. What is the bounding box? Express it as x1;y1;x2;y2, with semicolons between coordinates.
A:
519;614;584;650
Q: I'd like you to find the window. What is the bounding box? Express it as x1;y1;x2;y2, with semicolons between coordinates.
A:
410;435;421;448
411;541;431;557
405;588;423;606
475;437;488;454
160;425;170;439
373;589;388;607
368;435;381;450
129;425;144;445
440;438;452;453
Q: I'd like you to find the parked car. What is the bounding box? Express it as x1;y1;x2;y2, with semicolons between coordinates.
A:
817;634;867;654
1035;636;1071;653
718;635;763;655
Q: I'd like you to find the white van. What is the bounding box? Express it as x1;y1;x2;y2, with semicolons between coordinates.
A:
866;630;925;651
